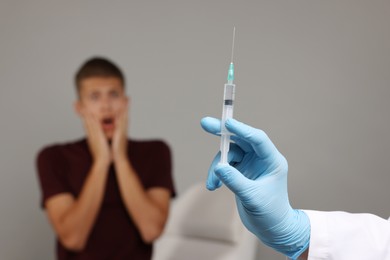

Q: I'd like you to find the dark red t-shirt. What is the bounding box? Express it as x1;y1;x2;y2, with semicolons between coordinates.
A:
36;138;175;260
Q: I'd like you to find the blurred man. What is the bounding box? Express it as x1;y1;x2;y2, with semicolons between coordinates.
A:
37;57;175;259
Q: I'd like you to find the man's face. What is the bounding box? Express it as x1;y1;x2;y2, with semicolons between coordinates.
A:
75;77;128;139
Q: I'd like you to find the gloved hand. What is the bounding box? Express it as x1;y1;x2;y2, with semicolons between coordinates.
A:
201;117;310;260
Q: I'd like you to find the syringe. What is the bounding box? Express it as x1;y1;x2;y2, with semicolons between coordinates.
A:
220;27;236;165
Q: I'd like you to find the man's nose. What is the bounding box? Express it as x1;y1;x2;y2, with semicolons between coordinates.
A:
100;96;113;112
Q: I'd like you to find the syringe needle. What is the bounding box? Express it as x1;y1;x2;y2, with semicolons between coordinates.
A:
230;26;236;63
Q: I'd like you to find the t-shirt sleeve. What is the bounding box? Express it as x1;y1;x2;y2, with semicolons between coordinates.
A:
36;145;70;208
146;141;176;197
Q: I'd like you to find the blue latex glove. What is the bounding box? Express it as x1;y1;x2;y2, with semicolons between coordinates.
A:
200;117;310;260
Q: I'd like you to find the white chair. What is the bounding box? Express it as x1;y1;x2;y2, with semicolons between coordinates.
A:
152;183;258;260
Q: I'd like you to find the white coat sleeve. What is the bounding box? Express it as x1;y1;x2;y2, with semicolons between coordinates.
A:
303;210;390;260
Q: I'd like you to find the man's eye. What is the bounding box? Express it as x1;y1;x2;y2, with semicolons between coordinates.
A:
110;92;120;98
90;93;99;100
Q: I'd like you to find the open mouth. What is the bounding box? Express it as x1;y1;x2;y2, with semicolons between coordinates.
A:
102;117;114;129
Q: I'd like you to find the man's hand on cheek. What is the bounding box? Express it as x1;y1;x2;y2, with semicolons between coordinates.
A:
112;104;128;163
80;108;111;166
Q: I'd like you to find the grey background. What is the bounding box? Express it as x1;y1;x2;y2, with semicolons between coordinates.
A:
1;0;389;259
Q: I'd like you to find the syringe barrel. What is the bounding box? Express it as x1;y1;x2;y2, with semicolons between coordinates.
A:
224;83;235;103
221;83;235;133
220;83;235;164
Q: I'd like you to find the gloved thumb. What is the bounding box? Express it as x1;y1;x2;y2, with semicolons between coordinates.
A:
214;163;251;198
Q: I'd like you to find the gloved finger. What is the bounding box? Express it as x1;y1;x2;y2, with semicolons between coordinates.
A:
200;117;221;136
200;117;252;153
206;144;244;190
229;143;245;165
214;163;251;198
226;118;279;159
206;152;222;190
231;135;252;153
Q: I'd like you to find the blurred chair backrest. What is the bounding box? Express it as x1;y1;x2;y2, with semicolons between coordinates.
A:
152;183;258;260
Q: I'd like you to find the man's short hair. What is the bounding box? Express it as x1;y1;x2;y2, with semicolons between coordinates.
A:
75;57;125;92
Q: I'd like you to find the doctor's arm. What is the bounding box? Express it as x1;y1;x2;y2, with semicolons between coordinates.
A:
201;117;310;260
201;117;390;260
